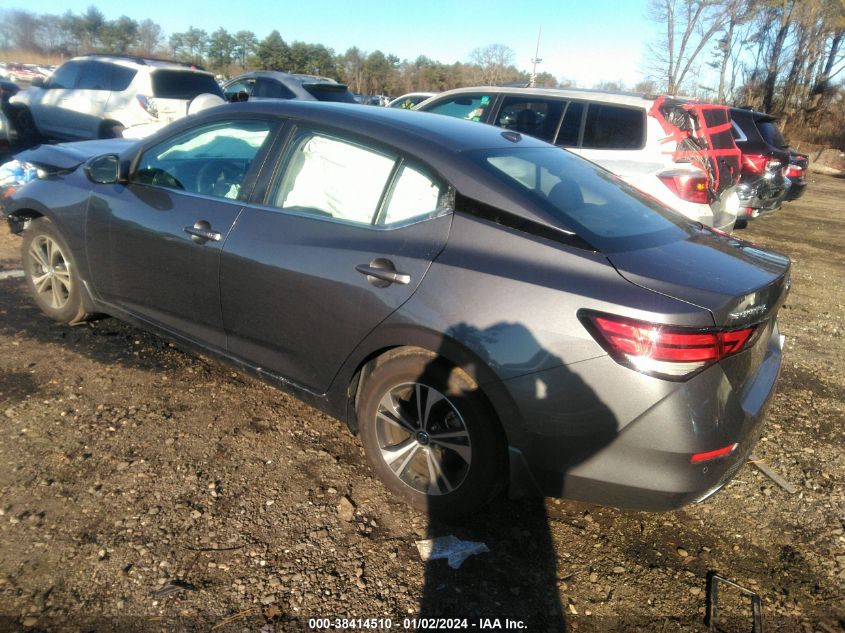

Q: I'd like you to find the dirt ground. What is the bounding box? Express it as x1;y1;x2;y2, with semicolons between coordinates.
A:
0;176;843;633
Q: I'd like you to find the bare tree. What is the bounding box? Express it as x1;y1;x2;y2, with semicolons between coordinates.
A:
469;43;515;85
649;0;731;94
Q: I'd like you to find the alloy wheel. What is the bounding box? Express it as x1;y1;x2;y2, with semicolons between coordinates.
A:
28;235;72;310
375;382;472;495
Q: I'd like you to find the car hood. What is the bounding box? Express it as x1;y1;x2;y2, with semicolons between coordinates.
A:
15;139;136;171
607;227;790;327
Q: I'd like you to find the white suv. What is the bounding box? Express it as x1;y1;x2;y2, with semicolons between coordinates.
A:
10;54;225;143
416;87;741;231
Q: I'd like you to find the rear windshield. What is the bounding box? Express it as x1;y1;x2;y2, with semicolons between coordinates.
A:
755;119;788;148
304;84;356;103
469;147;691;252
152;70;224;100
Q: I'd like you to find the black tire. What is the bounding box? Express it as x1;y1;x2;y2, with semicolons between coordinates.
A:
21;218;88;324
12;107;40;149
357;352;506;518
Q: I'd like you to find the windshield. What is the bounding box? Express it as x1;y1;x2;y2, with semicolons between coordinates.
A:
469;147;693;252
152;70;225;100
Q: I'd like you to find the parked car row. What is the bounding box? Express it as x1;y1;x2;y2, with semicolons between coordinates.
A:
6;54;806;235
0;62;55;83
413;87;807;230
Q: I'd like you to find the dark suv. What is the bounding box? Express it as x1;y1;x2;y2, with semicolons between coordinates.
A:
223;71;356;104
730;108;791;226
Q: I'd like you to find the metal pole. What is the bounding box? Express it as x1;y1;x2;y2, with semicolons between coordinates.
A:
529;27;542;87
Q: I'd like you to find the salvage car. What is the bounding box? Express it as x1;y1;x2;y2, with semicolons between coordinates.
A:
2;101;789;517
416;87;742;232
730;107;790;226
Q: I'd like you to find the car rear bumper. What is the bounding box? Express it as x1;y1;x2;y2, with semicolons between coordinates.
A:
783;179;807;201
503;321;784;511
737;179;786;215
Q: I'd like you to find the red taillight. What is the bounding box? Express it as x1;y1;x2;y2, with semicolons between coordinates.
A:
585;313;756;379
136;95;158;118
741;153;770;174
690;443;738;464
785;165;803;178
658;172;713;205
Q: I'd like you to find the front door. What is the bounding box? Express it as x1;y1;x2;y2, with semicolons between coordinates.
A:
86;117;277;349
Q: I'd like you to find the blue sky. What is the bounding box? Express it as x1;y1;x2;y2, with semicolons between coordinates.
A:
13;0;658;87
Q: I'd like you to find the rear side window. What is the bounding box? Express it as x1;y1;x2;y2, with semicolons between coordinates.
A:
425;94;494;122
582;104;645;150
496;97;565;143
254;78;295;99
152;70;224;100
303;84;357;103
48;62;82;89
268;129;445;226
756;120;787;148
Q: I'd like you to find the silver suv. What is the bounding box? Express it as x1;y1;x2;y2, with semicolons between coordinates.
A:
10;54;225;143
417;87;742;231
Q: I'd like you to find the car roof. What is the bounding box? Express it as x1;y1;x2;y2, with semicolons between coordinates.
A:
229;71;340;85
69;54;211;73
422;86;660;109
206;100;551;154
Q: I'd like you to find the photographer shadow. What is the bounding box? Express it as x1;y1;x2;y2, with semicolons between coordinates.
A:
409;321;620;632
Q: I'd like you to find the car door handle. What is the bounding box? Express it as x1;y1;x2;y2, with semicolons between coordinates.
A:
355;259;411;287
184;220;222;243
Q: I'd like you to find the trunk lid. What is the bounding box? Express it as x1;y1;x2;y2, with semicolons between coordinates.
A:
607;227;790;328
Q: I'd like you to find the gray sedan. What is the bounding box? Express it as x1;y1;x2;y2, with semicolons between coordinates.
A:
3;101;789;517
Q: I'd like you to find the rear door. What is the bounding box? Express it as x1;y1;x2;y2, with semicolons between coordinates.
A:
220;125;452;393
491;95;566;144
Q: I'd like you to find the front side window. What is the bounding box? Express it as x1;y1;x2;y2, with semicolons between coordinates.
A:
225;78;255;99
48;62;81;89
582;104;645;150
497;97;565;143
134;119;273;199
269;129;445;226
425;94;494;122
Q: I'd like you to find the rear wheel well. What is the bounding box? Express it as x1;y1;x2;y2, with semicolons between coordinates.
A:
346;345;505;442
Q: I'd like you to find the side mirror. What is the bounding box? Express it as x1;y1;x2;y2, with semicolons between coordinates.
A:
31;77;45;88
85;154;126;185
227;90;249;103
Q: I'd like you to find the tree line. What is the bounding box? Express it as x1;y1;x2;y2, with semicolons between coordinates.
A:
0;7;559;96
649;0;845;145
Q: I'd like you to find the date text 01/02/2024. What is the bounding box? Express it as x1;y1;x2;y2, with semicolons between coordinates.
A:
307;618;528;630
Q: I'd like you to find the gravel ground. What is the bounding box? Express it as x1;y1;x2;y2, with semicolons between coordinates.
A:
0;175;843;633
